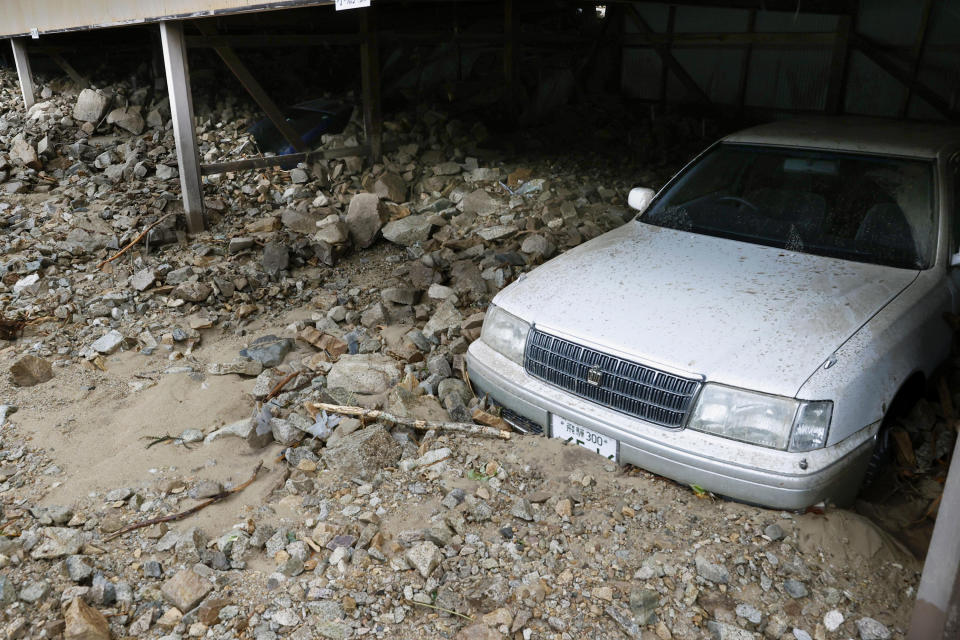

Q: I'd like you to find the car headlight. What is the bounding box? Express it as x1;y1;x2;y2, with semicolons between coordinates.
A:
688;384;831;452
480;305;530;365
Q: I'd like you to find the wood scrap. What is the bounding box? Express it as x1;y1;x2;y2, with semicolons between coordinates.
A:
262;372;298;404
103;461;263;541
97;212;175;270
0;317;27;341
306;402;512;440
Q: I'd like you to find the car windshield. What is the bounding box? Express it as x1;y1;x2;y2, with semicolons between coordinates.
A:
641;143;936;269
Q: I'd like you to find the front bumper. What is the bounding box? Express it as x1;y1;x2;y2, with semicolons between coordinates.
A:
467;340;876;510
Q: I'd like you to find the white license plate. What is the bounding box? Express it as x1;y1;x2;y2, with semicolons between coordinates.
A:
550;415;618;462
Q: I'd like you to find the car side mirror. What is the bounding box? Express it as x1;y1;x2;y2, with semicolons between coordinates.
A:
628;187;656;213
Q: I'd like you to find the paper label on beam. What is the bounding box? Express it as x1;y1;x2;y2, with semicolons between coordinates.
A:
335;0;370;10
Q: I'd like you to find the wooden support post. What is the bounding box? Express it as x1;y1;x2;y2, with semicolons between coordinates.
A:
825;14;852;115
627;6;711;106
195;21;306;153
360;9;382;163
900;0;935;117
10;38;36;111
159;21;205;234
736;10;756;113
504;0;517;93
659;6;675;105
909;436;960;639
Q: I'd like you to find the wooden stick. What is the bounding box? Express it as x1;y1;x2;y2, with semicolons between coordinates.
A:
103;461;263;541
404;598;474;621
263;372;298;404
97;213;176;270
306;402;512;440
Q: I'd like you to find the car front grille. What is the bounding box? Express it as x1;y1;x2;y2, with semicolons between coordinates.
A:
524;329;701;428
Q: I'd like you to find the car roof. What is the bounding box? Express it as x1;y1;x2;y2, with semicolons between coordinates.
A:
722;117;960;159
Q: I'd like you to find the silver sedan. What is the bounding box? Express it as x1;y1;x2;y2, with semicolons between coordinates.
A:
467;117;960;510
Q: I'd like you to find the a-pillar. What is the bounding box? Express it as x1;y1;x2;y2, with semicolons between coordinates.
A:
159;21;205;233
10;38;36;111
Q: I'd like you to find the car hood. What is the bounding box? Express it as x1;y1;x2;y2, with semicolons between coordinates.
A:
495;222;919;398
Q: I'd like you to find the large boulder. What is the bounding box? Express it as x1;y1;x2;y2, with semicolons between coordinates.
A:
73;89;110;123
322;425;401;476
345;193;388;249
382;214;432;247
327;354;401;395
10;355;53;387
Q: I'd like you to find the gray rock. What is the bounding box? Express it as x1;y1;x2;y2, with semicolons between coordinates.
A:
605;605;641;639
156;163;178;180
629;588;659;625
735;603;762;625
106;106;145;134
824;610;844;632
793;629;813;640
129;268;156;292
262;242;290;277
510;498;534;521
476;224;517;241
695;555;729;584
228;237;254;253
322;425;401;477
289;168;309;184
706;621;760;640
0;576;15;605
207;359;263;376
206;418;254;443
271;418;303;446
783;579;808;599
90;573;116;606
73;89;110;123
105;487;132;502
327;354;400;395
764;523;785;541
438;378;472;405
382;215;432;246
19;580;49;604
31;527;82;559
171;281;212;302
520;234;555;257
240;335;293;367
91;330;125;354
404;541;441;579
382;287;418;306
423;300;464;337
461;189;499;216
143;560;163;578
345;193;388;249
374;172;407;202
161;568;213;612
66;555;94;583
856;618;891;640
281;208;324;234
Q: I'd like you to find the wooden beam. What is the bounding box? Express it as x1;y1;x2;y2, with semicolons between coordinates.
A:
159;21;205;234
736;10;756;112
186;33;360;48
626;6;711;106
900;0;935;118
195;21;307;154
824;14;852;114
10;38;35;111
659;6;675;105
504;0;517;90
200;144;375;176
852;32;956;121
359;9;382;163
48;52;87;87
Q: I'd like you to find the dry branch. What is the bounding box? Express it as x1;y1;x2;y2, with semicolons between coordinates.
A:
306;402;512;440
97;213;175;270
103;461;263;541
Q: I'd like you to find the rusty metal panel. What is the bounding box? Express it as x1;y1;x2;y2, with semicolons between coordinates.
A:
0;0;332;38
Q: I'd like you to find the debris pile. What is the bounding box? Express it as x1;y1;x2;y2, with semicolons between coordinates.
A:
0;68;937;640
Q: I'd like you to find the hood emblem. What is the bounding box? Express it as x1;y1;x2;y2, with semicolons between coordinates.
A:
586;367;603;386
